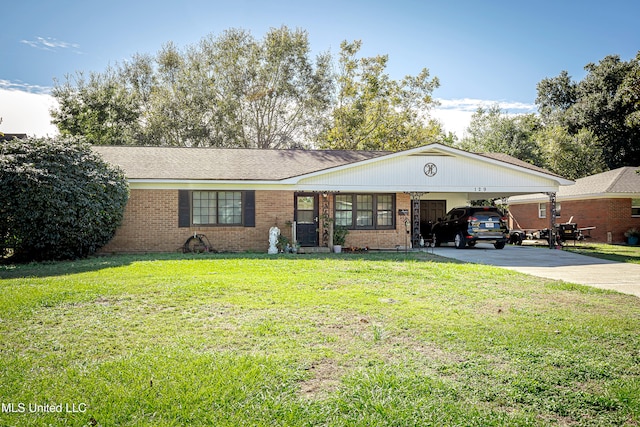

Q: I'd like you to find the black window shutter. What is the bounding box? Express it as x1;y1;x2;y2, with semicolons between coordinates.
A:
178;190;190;228
244;190;255;227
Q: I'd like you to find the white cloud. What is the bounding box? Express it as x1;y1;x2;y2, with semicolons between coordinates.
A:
432;98;537;138
20;37;82;53
431;107;475;138
436;98;536;113
0;85;59;137
0;79;52;94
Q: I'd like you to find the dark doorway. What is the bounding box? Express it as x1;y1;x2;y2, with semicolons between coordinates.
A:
295;193;319;246
420;200;446;238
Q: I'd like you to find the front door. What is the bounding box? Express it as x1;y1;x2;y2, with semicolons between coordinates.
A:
420;200;446;238
295;193;319;246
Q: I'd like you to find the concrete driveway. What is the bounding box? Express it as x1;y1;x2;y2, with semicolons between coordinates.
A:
430;244;640;297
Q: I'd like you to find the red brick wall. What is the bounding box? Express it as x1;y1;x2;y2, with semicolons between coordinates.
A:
509;198;640;243
339;192;411;250
100;189;411;253
602;198;640;243
508;203;550;232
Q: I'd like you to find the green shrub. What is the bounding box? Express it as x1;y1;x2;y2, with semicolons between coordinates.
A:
0;137;128;261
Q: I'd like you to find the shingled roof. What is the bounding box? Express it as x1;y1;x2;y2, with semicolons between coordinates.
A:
92;146;388;181
560;166;640;197
509;166;640;202
93;144;570;188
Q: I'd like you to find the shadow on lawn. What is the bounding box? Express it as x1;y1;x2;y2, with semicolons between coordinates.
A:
0;251;462;279
0;255;138;279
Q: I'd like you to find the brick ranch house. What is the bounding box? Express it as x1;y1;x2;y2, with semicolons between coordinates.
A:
93;143;573;253
508;167;640;243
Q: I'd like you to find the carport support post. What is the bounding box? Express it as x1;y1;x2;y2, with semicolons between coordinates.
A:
548;192;557;249
409;192;424;248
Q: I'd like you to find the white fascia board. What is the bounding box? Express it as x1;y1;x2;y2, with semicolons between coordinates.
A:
128;179;293;191
557;193;640;201
294;183;561;194
509;192;640;204
507;193;549;204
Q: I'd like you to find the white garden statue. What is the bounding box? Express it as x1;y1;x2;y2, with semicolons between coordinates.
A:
268;226;280;254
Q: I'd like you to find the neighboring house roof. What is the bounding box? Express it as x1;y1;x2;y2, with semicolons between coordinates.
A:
563;167;640;196
92;146;388;181
509;166;640;203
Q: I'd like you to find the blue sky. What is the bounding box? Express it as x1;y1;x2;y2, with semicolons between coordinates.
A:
1;0;639;137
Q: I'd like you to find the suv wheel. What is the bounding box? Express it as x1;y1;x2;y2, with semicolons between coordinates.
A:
494;241;506;250
454;232;467;249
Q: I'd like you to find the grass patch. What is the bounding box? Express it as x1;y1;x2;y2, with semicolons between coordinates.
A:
1;252;639;426
565;243;640;264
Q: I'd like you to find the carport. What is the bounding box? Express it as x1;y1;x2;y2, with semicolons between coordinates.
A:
295;143;575;248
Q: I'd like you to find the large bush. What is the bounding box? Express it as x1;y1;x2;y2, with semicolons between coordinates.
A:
0;137;128;261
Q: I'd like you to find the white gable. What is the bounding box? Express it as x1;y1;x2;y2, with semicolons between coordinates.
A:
290;144;572;199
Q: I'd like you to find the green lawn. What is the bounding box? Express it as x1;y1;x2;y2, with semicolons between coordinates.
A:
564;243;640;264
1;252;639;426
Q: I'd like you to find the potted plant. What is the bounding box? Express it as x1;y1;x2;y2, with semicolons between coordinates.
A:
333;225;349;253
276;234;290;253
624;228;640;245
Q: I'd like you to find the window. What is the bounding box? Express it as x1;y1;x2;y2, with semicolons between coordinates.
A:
192;191;242;225
356;195;373;227
334;194;395;229
449;209;464;221
538;203;546;219
633;199;640;217
296;196;315;224
377;195;394;227
335;195;353;227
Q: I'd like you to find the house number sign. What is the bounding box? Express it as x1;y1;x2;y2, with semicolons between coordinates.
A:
423;162;437;177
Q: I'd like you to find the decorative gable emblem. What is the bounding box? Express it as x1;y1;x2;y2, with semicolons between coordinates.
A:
423;162;437;177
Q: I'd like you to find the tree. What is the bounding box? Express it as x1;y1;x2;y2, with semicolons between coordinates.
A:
457;104;543;165
51;26;333;148
536;125;605;179
0;137;129;261
52;68;142;145
193;27;334;148
535;70;577;126
318;40;443;151
535;53;640;169
619;52;640;128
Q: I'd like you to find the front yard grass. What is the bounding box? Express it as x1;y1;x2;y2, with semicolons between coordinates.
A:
1;252;639;426
564;242;640;264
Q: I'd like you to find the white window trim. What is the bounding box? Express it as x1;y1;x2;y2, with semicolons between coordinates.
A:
538;202;547;219
632;199;640;217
